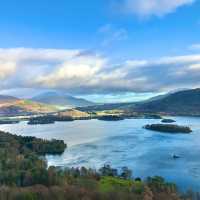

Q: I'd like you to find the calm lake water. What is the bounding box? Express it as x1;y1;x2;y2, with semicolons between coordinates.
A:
0;117;200;191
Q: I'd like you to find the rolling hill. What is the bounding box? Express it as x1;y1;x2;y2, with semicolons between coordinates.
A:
31;92;95;108
0;95;19;103
0;97;59;117
131;88;200;116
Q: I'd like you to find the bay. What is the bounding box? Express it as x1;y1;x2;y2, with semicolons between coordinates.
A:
0;117;200;191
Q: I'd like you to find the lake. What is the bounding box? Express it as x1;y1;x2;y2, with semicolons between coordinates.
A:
0;117;200;191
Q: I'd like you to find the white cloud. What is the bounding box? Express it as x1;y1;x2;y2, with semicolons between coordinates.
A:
119;0;195;18
1;48;200;94
36;54;107;90
0;48;83;82
0;61;16;79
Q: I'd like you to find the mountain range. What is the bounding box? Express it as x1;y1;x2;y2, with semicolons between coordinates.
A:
1;88;200;117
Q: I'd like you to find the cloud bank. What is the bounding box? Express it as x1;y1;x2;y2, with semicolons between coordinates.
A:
0;48;200;94
119;0;195;17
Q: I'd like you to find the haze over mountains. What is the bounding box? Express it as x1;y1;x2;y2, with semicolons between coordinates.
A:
31;92;95;108
0;95;19;103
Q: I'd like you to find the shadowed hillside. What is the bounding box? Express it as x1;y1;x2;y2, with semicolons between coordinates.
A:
132;88;200;116
0;95;19;103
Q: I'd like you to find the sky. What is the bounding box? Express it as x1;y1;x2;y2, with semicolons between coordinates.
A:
0;0;200;103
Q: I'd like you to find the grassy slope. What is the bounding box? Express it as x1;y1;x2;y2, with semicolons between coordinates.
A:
14;100;59;113
0;99;59;116
58;109;90;118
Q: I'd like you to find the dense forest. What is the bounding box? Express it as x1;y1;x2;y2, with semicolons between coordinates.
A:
0;131;198;200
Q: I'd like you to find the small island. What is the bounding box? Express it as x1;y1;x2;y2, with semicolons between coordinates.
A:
98;115;124;121
144;124;192;133
0;119;20;124
161;119;176;123
28;115;74;125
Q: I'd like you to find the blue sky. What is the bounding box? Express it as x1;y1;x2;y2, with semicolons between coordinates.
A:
0;0;200;102
0;0;199;58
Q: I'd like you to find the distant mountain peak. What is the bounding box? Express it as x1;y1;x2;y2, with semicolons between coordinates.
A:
31;92;95;108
